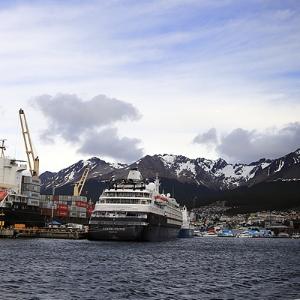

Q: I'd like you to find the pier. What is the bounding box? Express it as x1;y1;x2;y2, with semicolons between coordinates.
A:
0;228;87;239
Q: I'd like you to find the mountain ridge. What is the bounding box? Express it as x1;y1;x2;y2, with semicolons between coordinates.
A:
40;148;300;195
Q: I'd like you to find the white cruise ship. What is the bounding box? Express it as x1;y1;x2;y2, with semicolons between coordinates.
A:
88;168;183;241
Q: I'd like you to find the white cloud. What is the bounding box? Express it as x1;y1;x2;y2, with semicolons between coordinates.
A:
79;127;143;162
194;123;300;162
1;1;300;170
33;93;140;142
193;128;217;145
32;93;142;162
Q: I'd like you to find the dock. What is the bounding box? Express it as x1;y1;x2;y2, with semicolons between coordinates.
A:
0;229;16;238
0;228;87;239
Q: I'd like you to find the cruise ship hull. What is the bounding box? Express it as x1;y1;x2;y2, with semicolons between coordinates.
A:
88;224;179;242
88;214;180;242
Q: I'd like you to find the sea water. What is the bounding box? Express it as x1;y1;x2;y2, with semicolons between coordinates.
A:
0;238;299;299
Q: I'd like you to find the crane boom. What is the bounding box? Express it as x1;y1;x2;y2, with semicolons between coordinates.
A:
19;109;39;177
73;167;90;196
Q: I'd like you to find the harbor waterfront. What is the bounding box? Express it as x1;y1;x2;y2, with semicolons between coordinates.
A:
0;238;299;300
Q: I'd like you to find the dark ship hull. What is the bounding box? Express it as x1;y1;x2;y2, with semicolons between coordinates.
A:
178;228;194;238
0;207;45;228
88;213;180;242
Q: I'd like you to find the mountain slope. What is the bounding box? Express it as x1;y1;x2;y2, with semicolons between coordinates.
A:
40;149;300;211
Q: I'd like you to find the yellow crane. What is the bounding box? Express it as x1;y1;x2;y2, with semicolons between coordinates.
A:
19;109;39;177
73;167;90;196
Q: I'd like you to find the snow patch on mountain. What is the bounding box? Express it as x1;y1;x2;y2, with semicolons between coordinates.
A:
261;162;271;169
213;164;256;188
67;171;75;181
161;154;176;168
176;161;196;176
196;158;215;173
110;162;127;169
274;160;285;173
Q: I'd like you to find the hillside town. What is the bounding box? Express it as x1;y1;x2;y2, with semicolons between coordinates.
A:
192;201;300;236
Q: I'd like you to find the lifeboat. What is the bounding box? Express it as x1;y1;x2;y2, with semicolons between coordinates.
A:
0;190;8;201
154;195;169;202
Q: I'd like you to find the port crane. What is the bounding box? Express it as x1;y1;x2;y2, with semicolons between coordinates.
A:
73;167;90;196
19;109;39;178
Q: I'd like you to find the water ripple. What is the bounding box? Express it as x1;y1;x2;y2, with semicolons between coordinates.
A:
0;238;299;299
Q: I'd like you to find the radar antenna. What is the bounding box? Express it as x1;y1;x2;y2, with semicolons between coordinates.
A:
0;139;6;158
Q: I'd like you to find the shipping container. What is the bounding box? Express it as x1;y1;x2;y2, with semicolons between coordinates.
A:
22;176;32;184
57;204;68;211
57;210;68;217
28;199;40;206
40;203;55;209
40;208;54;216
22;183;41;193
79;212;86;218
69;205;77;211
23;191;40;199
75;200;87;208
14;224;26;229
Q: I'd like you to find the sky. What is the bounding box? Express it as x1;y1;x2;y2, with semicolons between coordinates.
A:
1;0;300;172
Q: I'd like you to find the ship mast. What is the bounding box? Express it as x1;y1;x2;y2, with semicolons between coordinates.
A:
154;172;160;194
19;109;39;177
0;139;6;158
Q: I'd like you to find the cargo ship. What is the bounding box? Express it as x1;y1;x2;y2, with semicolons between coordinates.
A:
1;109;94;229
0;140;93;228
0;140;44;228
88;168;183;241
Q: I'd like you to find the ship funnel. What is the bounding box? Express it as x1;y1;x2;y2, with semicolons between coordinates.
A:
127;169;142;181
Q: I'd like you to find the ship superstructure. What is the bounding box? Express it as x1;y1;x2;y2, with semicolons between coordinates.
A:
88;169;182;241
0;140;44;228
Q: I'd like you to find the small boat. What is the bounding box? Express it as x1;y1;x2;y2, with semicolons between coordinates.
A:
218;229;235;237
193;229;203;237
237;230;253;238
178;206;194;238
202;229;218;237
277;232;290;238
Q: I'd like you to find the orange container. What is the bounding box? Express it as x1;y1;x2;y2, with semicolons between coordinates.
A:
14;224;26;229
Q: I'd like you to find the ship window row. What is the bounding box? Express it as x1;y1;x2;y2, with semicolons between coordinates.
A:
100;198;151;204
92;211;147;218
7;195;28;203
104;192;150;198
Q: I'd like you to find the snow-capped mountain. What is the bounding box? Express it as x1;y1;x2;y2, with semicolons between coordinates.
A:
40;148;300;193
40;157;127;191
248;149;300;185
